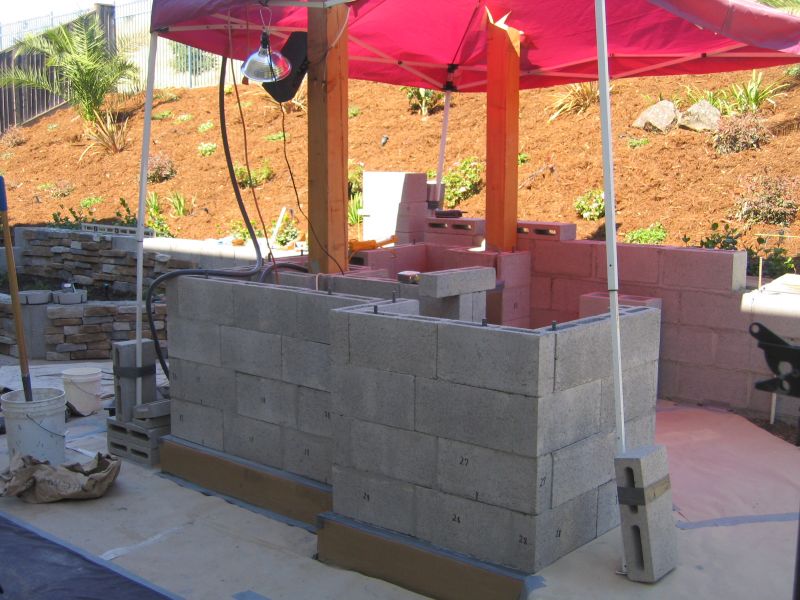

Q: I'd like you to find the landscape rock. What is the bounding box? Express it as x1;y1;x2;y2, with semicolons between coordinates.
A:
679;100;721;132
632;100;679;133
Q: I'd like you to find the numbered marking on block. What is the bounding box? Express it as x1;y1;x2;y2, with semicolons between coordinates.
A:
303;447;310;456
518;534;529;545
555;528;562;538
539;475;547;487
459;455;469;466
452;513;461;524
362;491;370;502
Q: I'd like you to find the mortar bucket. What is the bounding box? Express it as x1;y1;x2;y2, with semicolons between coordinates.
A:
1;388;66;465
62;367;102;416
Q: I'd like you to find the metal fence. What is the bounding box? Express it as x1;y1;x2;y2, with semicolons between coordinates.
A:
0;1;236;133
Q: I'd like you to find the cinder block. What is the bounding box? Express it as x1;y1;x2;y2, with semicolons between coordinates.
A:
419;296;461;320
235;372;297;427
350;420;436;487
331;413;352;467
533;487;599;572
329;308;349;367
113;339;157;422
175;276;235;324
551;432;614;507
166;316;221;366
295;291;369;343
171;399;223;451
677;363;751;407
220;326;282;379
170;357;236;412
597;479;621;535
232;283;298;336
659;324;714;366
348;312;438;378
437;321;555;396
625;414;656;450
282;337;330;391
596;245;663;285
531;240;595;277
537;380;601;455
600;361;658;432
415;377;537;457
415;486;535;572
500;285;530;324
418;267;496;299
679;290;751;331
332;466;416;536
516;221;577;242
531;276;553;310
615;445;678;583
223;412;282;468
550;278;604;315
297;386;333;437
437;439;548;515
661;247;746;291
327;277;400;300
496;251;531;284
332;365;414;429
270;271;317;290
578;291;663;319
282;428;332;483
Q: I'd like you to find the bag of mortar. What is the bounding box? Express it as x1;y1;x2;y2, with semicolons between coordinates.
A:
0;453;121;503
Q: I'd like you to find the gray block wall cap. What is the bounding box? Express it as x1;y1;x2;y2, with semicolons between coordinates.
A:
616;444;664;460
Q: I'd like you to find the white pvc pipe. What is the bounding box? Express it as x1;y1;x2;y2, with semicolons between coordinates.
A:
594;0;627;574
434;90;452;205
134;32;159;406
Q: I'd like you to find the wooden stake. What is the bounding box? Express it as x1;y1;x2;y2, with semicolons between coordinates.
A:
485;11;520;252
307;4;349;274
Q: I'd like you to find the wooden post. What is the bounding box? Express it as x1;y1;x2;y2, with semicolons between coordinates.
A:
307;5;348;274
485;12;520;253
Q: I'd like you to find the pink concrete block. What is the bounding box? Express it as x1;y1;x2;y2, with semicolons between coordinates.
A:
677;363;751;408
680;290;752;332
578;291;663;318
423;232;475;247
426;244;454;272
496;251;531;285
426;218;485;236
504;316;531;329
531;276;552;310
395;214;429;232
621;285;681;324
657;360;680;400
501;285;531;324
595;244;663;285
661;247;747;292
551;278;606;314
530;240;595;278
714;330;758;372
360;249;396;274
396;202;431;217
529;309;575;329
659;324;715;366
516;221;577;241
443;248;498;270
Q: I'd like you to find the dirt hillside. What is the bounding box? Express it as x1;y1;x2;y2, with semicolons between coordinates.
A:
1;66;799;257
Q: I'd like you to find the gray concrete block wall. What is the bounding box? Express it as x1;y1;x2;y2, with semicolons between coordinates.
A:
331;304;660;573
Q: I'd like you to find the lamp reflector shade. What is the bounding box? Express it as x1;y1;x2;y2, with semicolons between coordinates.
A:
241;44;291;83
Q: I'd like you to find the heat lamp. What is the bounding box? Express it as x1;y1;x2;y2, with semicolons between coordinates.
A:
241;29;291;83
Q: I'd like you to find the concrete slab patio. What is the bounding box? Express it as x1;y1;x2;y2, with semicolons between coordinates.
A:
0;361;796;599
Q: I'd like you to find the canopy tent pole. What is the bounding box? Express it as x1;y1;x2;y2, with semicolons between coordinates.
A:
135;32;159;405
594;0;627;574
433;90;452;206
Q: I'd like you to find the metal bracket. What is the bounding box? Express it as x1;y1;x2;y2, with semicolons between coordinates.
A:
749;322;800;398
617;474;671;507
114;365;156;379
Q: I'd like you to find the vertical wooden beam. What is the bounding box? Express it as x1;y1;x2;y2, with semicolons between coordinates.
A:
485;14;520;252
307;5;348;274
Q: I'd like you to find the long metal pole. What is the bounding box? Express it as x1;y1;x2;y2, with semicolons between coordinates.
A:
434;90;452;206
135;33;159;406
0;176;32;402
594;0;627;573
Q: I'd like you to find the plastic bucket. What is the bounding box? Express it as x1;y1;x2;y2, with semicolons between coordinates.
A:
62;367;102;416
1;388;66;465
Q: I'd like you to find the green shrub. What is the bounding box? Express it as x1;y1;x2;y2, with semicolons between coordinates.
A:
684;86;732;115
230;220;264;241
265;131;287;142
176;113;193;122
152;110;172;121
348;106;361;118
147;152;176;183
787;64;800;79
627;137;649;149
234;161;273;188
698;222;743;250
440;157;483;208
549;82;601;121
275;219;300;247
145;192;162;219
113;198;137;227
168;191;191;217
727;70;787;113
348;194;363;226
733;173;798;226
517;152;530;165
574;188;605;221
401;87;444;116
624;223;667;244
197;120;214;134
713;113;771;154
197;142;217;157
347;161;364;200
0;126;25;148
38;180;74;198
79;196;103;217
748;237;795;278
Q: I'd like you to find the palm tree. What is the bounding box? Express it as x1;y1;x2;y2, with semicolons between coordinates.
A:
0;14;137;122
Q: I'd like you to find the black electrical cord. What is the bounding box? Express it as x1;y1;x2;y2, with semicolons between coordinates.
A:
145;56;277;378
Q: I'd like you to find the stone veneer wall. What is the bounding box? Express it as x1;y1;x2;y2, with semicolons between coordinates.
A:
0;300;167;360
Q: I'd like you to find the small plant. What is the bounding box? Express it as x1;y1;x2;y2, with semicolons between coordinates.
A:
147;212;173;237
275;218;300;247
82;110;128;158
748;236;796;278
733;173;798;226
683;86;732;115
713;113;771;154
230;220;265;241
727;70;787;113
51;205;85;228
549;82;602;121
197;142;217;157
145;191;162;220
401;87;444;116
348;160;364;201
0;126;25;148
47;124;58;131
348;106;361;118
176;113;193;122
153;110;172;121
574;188;605;221
439;157;484;209
197;120;214;134
698;222;742;250
517;152;530;165
155;90;180;103
39;180;75;198
627;137;650;149
265;131;287;142
168;191;191;217
147;152;176;183
348;194;363;226
787;64;800;79
114;198;137;227
224;84;233;95
624;222;667;244
234;161;274;188
79;196;103;217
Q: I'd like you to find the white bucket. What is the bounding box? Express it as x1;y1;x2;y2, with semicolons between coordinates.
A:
1;388;66;465
62;367;102;416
